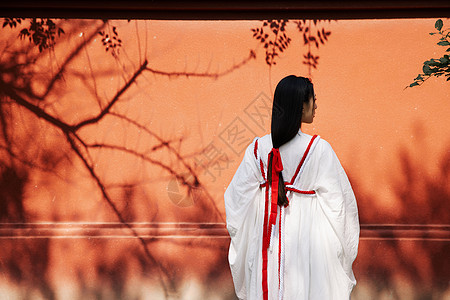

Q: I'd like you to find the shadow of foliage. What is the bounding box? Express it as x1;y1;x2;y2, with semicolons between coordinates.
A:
0;166;27;222
351;137;450;298
0;239;54;300
394;144;450;224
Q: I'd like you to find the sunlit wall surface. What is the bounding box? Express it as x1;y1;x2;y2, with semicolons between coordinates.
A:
0;18;449;299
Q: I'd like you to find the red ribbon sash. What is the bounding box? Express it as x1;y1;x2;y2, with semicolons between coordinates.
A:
260;135;318;300
268;148;283;246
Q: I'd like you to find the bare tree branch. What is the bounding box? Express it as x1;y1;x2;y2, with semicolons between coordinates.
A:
0;19;256;296
73;60;149;131
65;132;173;297
145;50;256;79
40;21;107;99
109;112;198;182
0;82;74;133
87;143;196;188
0;146;68;181
87;142;225;221
0;101;12;166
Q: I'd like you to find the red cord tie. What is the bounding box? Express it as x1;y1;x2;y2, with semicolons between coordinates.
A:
271;148;284;174
267;148;284;249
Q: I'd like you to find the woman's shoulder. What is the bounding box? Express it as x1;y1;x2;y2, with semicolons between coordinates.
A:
297;131;328;148
242;135;269;160
249;134;267;158
251;134;270;149
295;132;335;158
316;136;332;150
258;133;271;144
311;135;339;162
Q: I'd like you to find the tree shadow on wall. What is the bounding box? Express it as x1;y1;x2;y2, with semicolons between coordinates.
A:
0;235;54;300
394;144;449;224
0;147;64;299
0;166;27;222
0;17;255;299
351;139;450;299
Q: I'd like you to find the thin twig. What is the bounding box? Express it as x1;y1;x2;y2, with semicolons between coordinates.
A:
87;143;194;187
109;112;198;184
73;60;149;131
66;132;173;297
1;83;74;133
145;50;256;79
40;22;107;99
87;142;225;221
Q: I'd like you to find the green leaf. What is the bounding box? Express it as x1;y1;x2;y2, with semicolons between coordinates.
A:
437;41;450;46
435;19;443;31
427;60;440;66
409;82;419;87
447;48;450;52
439;57;450;64
423;65;432;74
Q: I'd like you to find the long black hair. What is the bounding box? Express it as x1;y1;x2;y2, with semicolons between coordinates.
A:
268;75;314;206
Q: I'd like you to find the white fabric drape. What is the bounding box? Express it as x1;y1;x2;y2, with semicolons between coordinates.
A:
225;130;360;300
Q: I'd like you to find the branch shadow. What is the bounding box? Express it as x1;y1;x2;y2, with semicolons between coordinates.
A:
351;136;450;298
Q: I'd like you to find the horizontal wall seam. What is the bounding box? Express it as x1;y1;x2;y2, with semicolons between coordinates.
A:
0;223;449;240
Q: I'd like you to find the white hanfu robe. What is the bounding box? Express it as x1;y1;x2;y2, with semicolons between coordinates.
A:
225;130;359;300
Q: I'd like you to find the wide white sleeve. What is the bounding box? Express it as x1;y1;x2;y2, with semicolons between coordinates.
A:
224;138;263;299
313;140;360;283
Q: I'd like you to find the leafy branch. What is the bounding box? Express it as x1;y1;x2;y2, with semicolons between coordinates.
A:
296;20;331;71
251;19;332;72
99;25;122;58
252;20;290;66
3;18;65;52
2;18;23;29
408;19;450;88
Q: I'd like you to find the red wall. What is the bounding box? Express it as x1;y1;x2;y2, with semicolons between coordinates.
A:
0;18;449;299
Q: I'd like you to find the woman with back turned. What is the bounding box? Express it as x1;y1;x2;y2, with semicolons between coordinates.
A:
225;75;360;299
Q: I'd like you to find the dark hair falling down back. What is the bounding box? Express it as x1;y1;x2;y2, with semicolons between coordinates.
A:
268;75;314;206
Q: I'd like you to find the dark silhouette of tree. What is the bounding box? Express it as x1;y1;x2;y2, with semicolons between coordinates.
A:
350;129;450;299
0;18;255;298
408;19;450;88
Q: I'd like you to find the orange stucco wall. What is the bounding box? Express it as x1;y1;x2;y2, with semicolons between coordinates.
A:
0;18;449;299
